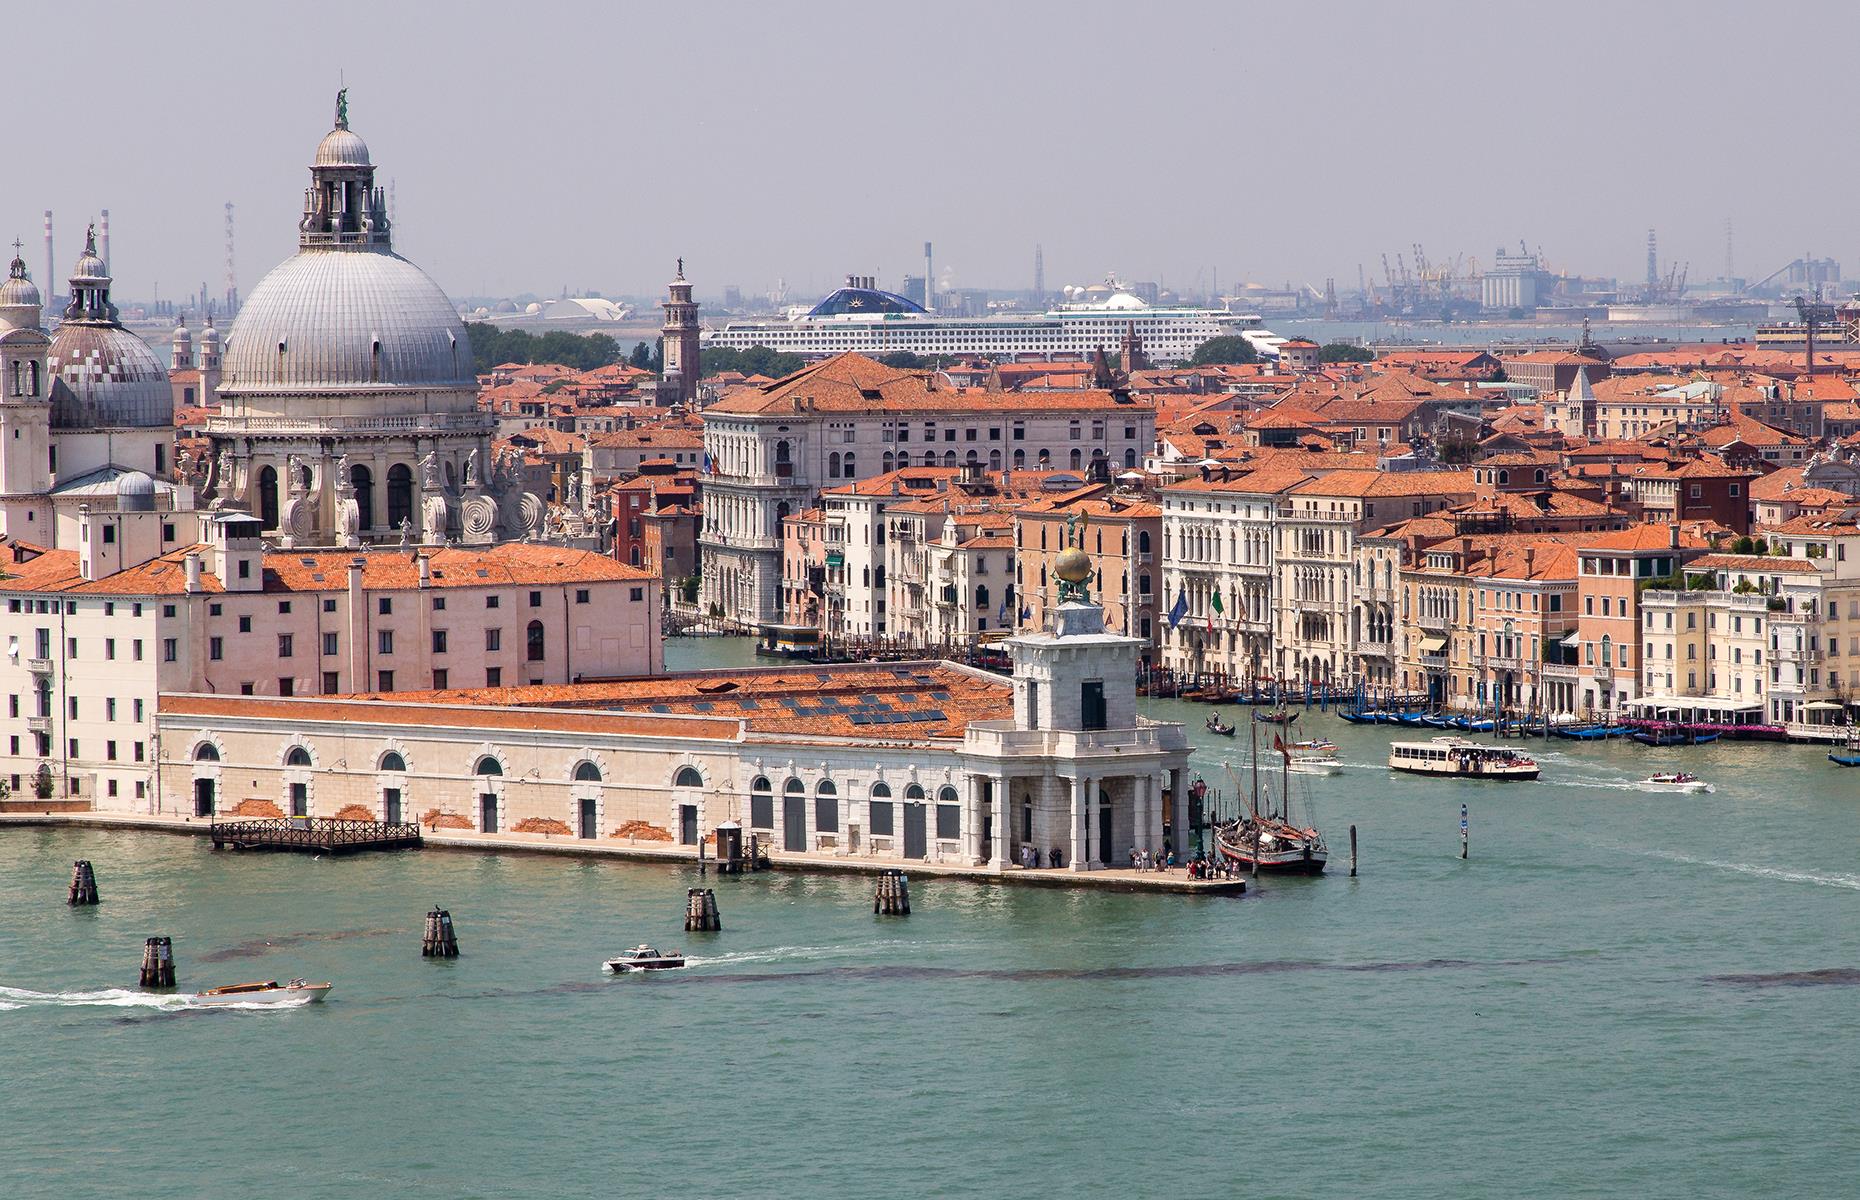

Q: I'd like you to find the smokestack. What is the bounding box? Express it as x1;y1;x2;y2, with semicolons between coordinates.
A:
99;209;109;275
42;211;52;304
923;241;934;314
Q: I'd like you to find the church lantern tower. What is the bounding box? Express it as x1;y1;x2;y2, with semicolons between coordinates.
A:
0;246;52;529
660;259;700;407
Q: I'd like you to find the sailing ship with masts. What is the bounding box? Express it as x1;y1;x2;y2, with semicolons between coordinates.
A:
1215;727;1328;874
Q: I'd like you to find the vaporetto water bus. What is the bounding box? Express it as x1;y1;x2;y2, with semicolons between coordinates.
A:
1388;737;1540;781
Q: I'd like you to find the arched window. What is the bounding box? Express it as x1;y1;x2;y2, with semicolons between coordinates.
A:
904;783;925;800
285;746;312;767
1069;448;1082;470
257;465;279;530
784;777;805;795
869;781;891;799
1013;449;1025;469
379;751;406;773
1139;530;1152;555
575;761;603;782
475;756;503;777
843;453;854;478
194;743;219;762
1498;470;1510;485
1124;448;1137;469
673;766;702;788
815;778;838;832
749;775;774;829
526;620;545;662
775;440;792;467
629;546;642;566
976;584;989;610
387;464;413;530
989;449;1002;471
1535;469;1547;483
829;451;841;477
1140;572;1152;596
965;449;979;466
350;463;374;530
943;450;957;468
883;451;895;472
937;785;959;803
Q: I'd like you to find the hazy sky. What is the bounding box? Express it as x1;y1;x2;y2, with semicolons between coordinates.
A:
9;1;1855;304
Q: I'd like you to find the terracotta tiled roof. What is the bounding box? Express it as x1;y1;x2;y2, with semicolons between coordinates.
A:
1685;553;1822;574
705;352;1146;415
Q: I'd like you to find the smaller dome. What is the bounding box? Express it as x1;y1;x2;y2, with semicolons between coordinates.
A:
1055;546;1092;584
198;320;220;346
0;258;40;308
71;251;107;282
116;470;156;512
315;126;371;167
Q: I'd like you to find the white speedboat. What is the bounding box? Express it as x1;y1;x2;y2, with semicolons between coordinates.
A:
193;979;331;1006
604;945;687;973
1637;772;1713;794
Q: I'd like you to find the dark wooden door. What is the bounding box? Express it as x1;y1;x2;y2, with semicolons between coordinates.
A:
783;795;805;851
480;793;498;834
579;797;597;839
194;778;214;817
290;782;307;817
1098;804;1113;867
384;788;402;825
679;804;698;846
903;802;927;859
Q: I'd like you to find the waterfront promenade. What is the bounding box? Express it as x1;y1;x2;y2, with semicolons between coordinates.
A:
0;810;1246;895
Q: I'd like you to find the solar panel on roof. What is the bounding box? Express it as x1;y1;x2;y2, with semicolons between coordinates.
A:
649;704;671;713
850;713;871;726
737;698;759;710
693;702;713;712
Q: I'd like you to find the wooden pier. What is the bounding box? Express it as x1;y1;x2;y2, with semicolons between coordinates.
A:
209;817;423;854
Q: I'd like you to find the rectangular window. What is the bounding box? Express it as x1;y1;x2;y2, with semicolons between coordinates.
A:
105;697;116;721
104;638;115;660
322;632;338;656
486;595;500;609
68;697;78;720
377;670;394;691
575;589;590;604
378;597;393;616
208;636;223;661
485;629;501;652
377;630;394;655
433;596;446;611
106;740;118;761
279;677;294;697
209;602;222;616
323;598;337;613
869;800;893;836
630;587;644;602
936;804;961;840
238;616;252;633
432;629;448;654
278;601;292;614
278;634;294;658
133;699;143;722
486;666;502;687
433;668;448;690
322;671;339;694
529;590;542;607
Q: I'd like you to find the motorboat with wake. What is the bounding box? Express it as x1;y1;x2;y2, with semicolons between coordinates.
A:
193;979;331;1006
1213;727;1328;874
1636;772;1713;794
604;944;687;973
1285;730;1342;775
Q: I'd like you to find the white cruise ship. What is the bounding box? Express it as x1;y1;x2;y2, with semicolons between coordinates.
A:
703;276;1282;363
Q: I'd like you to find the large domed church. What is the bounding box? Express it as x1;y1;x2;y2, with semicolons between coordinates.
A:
202;92;540;547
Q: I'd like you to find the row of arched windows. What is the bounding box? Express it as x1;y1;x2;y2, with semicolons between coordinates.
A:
196;741;626;784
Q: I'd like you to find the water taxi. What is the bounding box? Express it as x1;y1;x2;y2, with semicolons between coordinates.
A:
193;979;331;1006
604;945;688;973
1388;737;1539;781
1636;772;1713;794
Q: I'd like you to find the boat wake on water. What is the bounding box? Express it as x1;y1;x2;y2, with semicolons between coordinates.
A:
1628;848;1860;891
0;985;317;1012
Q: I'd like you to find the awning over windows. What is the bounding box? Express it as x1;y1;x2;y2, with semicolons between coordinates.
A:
1558;630;1581;648
1418;634;1448;654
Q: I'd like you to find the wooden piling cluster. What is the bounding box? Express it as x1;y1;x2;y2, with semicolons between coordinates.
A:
684;888;722;932
873;869;911;916
67;860;99;905
422;908;460;958
139;936;175;989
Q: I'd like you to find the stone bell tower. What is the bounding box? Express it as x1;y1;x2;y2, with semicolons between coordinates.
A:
660;259;700;407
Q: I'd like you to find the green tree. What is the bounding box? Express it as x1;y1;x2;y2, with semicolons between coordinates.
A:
699;344;807;379
877;350;928;369
1319;343;1375;363
1187;335;1257;366
629;340;661;371
463;323;622;374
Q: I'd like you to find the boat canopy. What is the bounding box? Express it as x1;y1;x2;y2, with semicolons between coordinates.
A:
1625;695;1762;713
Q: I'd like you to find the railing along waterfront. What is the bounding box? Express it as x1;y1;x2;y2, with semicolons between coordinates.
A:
209;817;423;854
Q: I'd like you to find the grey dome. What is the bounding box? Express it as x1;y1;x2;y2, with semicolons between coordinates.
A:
48;323;172;429
222;248;475;393
1;262;40;309
116;469;156;511
314;126;371;167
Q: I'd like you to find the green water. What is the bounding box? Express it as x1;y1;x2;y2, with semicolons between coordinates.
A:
3;643;1858;1198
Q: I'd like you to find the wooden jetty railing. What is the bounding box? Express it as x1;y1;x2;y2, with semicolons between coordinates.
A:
209;817;423;854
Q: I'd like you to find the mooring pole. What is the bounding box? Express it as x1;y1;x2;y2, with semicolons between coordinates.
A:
1349;824;1358;877
1460;804;1469;860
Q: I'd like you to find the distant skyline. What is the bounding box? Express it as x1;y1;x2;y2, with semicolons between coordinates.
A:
8;1;1857;306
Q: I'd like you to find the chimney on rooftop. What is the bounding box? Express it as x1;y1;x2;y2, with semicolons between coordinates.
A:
183;551;202;594
417;553;432;588
1669;525;1679;550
